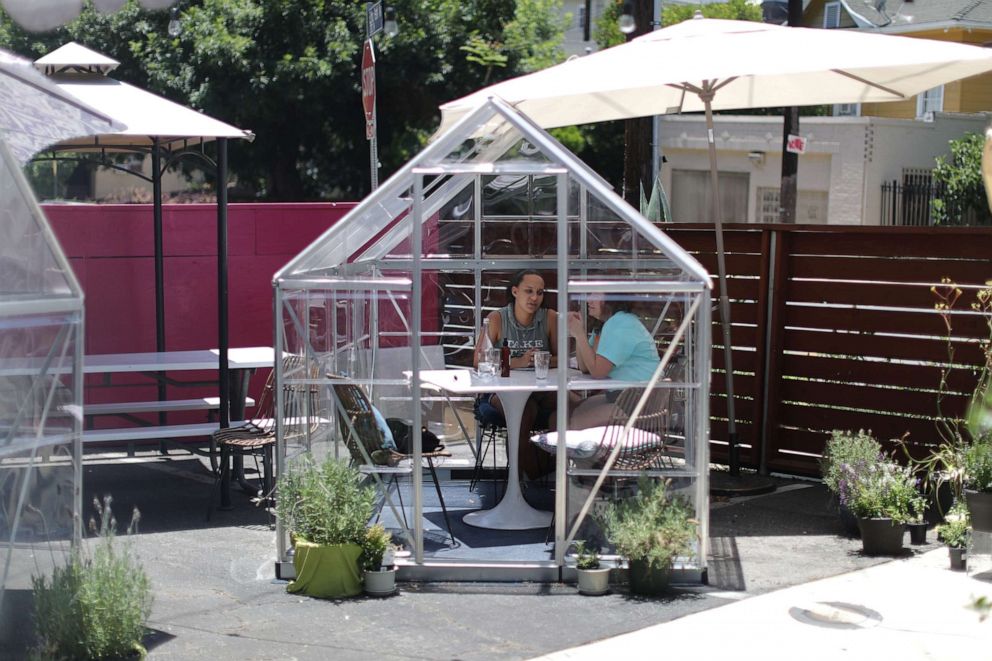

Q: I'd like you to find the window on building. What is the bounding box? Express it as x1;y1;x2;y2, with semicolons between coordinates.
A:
823;2;841;28
671;170;749;222
758;188;829;223
916;86;944;120
833;103;860;117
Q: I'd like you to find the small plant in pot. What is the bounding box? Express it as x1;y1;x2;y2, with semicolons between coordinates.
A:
361;523;398;597
935;503;971;571
601;476;698;596
838;456;916;556
906;492;930;545
821;429;882;537
275;456;376;599
573;540;610;596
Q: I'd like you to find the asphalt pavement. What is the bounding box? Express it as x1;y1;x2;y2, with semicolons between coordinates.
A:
5;451;978;660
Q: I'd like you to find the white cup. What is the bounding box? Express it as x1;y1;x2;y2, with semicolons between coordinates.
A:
534;351;551;380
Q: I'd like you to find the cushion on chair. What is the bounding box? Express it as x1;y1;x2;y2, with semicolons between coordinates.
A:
531;426;664;463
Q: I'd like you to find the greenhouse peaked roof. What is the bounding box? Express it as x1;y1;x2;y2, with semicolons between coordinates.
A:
275;96;710;285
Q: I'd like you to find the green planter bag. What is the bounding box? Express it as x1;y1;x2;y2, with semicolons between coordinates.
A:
288;541;363;599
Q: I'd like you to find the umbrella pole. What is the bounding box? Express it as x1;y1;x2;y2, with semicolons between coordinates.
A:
702;93;740;475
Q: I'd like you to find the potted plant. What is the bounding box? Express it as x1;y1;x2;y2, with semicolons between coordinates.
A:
601;476;698;595
573;540;610;596
935;503;971;571
906;492;930;545
821;429;882;537
361;523;398;596
275;456;376;599
838;456;917;555
962;440;992;532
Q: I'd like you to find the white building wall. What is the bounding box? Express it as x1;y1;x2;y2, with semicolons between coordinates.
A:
657;112;989;225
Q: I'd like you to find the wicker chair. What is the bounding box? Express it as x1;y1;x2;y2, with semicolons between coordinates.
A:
532;385;675;542
329;377;455;546
209;354;320;513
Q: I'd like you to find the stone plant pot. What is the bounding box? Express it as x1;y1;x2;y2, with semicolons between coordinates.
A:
965;489;992;533
363;567;397;596
857;517;905;556
576;567;611;596
948;546;967;571
627;559;672;596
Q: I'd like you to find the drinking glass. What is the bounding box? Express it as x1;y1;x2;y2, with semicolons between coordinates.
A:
534;351;551;380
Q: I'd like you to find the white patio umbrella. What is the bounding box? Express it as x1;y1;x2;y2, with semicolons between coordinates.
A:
439;16;992;469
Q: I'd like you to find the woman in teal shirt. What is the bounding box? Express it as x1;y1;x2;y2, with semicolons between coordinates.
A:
566;294;661;429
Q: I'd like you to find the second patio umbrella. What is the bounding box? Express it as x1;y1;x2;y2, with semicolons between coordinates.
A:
439;16;992;469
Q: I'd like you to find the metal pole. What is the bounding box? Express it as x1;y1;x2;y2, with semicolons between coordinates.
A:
217;138;230;429
367;11;380;191
702;88;739;475
152;139;167;432
779;0;803;223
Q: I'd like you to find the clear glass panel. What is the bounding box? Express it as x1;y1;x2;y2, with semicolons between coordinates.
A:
1;313;81;610
0;141;79;302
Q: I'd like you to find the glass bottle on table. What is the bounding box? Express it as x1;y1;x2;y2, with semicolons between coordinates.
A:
500;338;511;377
476;317;495;378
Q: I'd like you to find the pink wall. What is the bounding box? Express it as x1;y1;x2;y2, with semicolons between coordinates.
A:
46;202;355;412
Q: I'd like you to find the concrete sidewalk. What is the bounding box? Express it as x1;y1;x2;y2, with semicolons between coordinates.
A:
539;547;992;661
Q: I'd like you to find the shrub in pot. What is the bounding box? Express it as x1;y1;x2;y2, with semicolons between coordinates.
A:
838;456;916;555
276;456;376;599
935;503;970;571
601;477;698;595
573;540;610;596
962;441;992;532
31;496;152;660
821;429;882;537
362;523;398;596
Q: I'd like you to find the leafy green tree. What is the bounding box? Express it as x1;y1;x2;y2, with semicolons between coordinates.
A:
0;0;567;200
931;132;992;226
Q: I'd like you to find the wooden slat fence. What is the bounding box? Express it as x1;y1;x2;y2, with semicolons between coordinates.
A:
666;224;992;477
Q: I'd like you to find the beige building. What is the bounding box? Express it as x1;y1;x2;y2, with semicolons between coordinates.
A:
659;111;990;225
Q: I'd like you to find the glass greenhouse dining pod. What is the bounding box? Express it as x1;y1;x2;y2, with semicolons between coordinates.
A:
0;138;83;615
273;98;712;583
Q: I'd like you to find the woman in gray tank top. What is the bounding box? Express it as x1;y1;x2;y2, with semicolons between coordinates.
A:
472;270;560;479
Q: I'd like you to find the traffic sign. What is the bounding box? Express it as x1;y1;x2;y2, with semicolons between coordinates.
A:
366;1;384;38
361;39;376;138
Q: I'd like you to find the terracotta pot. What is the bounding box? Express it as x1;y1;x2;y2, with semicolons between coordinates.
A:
857;517;905;556
965;489;992;533
577;567;611;596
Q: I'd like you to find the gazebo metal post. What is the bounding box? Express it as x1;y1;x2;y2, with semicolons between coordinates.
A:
151;138;167;431
217;138;232;509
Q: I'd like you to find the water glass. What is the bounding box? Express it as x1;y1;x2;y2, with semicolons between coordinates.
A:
534;351;551;380
478;347;500;379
